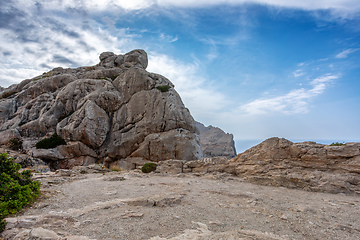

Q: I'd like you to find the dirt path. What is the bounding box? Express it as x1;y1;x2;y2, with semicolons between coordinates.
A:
3;170;360;239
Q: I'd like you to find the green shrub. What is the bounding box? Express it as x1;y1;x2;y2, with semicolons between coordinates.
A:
330;142;345;146
35;133;66;149
0;153;40;232
0;91;17;99
110;166;123;172
8;138;23;151
141;163;157;173
156;85;171;92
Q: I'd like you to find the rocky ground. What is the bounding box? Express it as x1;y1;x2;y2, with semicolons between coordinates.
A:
2;168;359;240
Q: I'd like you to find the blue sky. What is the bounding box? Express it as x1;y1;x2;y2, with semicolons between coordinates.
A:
1;0;360;152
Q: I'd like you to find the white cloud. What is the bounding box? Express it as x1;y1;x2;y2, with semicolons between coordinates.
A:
240;74;338;115
293;69;304;77
147;53;231;120
12;0;360;13
157;0;360;11
0;7;138;87
159;33;178;42
336;48;359;58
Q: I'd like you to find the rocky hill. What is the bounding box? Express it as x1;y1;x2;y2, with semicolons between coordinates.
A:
230;137;360;194
0;50;203;169
196;122;236;158
153;137;360;194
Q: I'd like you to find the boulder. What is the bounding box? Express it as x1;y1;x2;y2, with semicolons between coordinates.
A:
196;122;236;158
0;50;202;169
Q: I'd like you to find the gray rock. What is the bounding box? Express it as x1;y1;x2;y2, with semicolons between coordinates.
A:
124;49;148;69
0;49;202;169
230;137;360;194
196;122;236;158
30;227;60;240
156;160;185;174
0;129;21;145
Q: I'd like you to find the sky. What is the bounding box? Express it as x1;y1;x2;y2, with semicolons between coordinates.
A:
1;0;360;152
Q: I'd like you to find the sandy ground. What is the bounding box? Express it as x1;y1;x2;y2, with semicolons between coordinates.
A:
4;170;360;240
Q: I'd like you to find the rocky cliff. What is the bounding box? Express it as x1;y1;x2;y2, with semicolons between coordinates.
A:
0;50;203;169
231;137;360;194
196;122;236;158
154;137;360;194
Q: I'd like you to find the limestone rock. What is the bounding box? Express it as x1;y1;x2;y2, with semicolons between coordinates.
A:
230;137;360;194
0;49;202;169
0;129;21;145
196;122;236;159
156;160;185;174
57;100;110;149
29;227;60;240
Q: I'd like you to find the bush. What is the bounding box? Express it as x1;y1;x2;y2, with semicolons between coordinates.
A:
35;133;66;149
8;138;23;151
0;153;40;232
330;142;345;146
141;163;157;173
156;85;171;92
0;91;17;99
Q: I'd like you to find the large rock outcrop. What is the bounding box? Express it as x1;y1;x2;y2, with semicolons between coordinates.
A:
0;49;203;168
196;122;236;158
230;137;360;194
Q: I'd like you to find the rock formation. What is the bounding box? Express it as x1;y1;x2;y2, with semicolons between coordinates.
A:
196;122;236;158
231;137;360;194
0;49;203;169
155;137;360;194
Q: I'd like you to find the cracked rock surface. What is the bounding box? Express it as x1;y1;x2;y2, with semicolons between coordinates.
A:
2;170;359;240
0;49;202;168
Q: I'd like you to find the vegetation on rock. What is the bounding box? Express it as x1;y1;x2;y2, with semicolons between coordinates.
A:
141;163;157;173
0;153;40;232
35;133;66;149
8;138;23;151
0;91;17;99
157;85;171;92
330;142;345;146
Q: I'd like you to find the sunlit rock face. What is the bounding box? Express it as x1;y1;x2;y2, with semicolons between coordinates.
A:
230;137;360;194
0;49;203;169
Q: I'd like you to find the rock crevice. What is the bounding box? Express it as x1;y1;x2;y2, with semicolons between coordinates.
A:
0;49;203;168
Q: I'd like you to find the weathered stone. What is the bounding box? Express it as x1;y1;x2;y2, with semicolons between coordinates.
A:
106;88;201;160
183;157;235;174
230;137;360;194
129;129;203;161
109;157;147;170
0;129;21;145
0;49;202;169
29;227;60;239
124;49;148;69
196;122;236;159
57;100;110;149
156;160;185;174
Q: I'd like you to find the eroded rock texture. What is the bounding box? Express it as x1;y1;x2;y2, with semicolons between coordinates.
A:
231;137;360;194
0;49;202;168
196;122;236;158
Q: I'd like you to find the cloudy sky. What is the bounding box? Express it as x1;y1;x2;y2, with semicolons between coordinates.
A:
1;0;360;152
